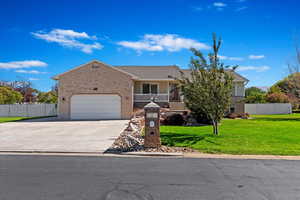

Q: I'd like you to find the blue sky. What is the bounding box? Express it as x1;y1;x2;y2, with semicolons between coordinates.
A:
0;0;299;91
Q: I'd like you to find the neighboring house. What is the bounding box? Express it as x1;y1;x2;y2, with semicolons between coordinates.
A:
53;60;248;120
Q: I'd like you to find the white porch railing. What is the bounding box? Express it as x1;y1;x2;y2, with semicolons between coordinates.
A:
134;94;169;102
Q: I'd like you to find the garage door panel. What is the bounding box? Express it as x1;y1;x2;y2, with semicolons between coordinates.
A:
71;94;121;120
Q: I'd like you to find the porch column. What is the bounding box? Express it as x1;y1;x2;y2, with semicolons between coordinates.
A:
167;82;170;102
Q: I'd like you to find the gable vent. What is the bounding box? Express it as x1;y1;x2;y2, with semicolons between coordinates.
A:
92;64;100;69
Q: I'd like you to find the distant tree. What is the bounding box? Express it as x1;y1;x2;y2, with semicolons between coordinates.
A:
37;91;57;103
0;86;23;104
245;87;265;97
287;43;300;74
267;85;282;94
244;93;266;103
11;80;38;103
51;83;58;95
179;34;235;135
272;73;300;109
281;40;300;109
266;92;289;103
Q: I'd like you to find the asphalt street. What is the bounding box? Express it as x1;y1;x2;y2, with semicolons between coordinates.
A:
1;155;300;200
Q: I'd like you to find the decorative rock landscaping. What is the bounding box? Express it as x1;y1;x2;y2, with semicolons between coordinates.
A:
105;113;196;154
105;117;144;153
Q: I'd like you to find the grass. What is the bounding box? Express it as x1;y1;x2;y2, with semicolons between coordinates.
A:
160;114;300;155
0;117;33;123
0;116;56;123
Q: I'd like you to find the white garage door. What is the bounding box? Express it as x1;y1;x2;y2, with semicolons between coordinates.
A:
70;94;121;120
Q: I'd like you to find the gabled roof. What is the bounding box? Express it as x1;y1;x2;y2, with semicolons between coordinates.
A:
115;65;181;81
115;65;249;82
52;60;137;80
53;59;249;83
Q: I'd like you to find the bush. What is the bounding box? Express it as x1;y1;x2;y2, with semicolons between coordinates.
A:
164;113;185;126
191;111;212;125
227;113;239;119
266;92;289;103
238;113;250;119
226;112;249;119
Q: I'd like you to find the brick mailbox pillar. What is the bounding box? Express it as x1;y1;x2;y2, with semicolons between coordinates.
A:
144;101;161;148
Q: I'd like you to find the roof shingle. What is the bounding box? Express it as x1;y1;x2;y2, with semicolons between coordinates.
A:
115;65;248;82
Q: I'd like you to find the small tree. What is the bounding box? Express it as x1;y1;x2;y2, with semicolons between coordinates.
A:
179;34;235;135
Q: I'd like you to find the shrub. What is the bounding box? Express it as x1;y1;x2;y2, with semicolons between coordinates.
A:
238;113;250;119
191;110;212;125
227;113;239;119
266;92;289;103
164;113;185;126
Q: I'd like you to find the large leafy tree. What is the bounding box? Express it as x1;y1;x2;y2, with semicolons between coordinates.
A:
179;34;235;135
271;73;300;109
0;86;23;104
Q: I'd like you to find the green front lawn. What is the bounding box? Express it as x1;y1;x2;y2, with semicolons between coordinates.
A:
0;117;37;123
160;114;300;155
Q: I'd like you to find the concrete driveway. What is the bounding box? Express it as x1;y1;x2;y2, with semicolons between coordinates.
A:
0;118;128;153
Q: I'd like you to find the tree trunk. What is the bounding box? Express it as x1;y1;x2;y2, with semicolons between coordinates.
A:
212;120;219;135
215;121;219;135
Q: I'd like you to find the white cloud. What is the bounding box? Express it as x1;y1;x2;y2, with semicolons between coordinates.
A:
237;65;270;72
248;55;265;60
15;69;47;74
28;78;39;81
117;34;210;52
32;29;102;53
218;55;244;61
213;2;227;7
0;60;47;69
235;6;248;11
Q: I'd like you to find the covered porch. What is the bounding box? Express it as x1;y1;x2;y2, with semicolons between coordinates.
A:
133;80;185;110
133;80;181;102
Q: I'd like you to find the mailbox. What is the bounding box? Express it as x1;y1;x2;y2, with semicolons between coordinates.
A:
144;101;161;148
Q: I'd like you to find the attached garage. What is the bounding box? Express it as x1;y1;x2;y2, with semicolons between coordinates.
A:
54;60;134;120
70;94;121;120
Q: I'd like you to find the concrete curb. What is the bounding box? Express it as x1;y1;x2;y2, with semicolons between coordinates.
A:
0;151;183;158
2;151;300;160
0;150;103;154
183;153;300;160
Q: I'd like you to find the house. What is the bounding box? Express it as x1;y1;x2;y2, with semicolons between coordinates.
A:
53;60;248;120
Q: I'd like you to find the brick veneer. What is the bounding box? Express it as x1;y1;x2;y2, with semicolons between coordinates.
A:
57;61;133;119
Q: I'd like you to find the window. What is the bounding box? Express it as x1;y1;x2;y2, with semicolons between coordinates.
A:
150;84;158;94
142;84;150;94
142;83;158;94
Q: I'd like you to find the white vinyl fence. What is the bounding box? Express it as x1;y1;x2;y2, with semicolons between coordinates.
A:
0;104;57;117
245;103;292;115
